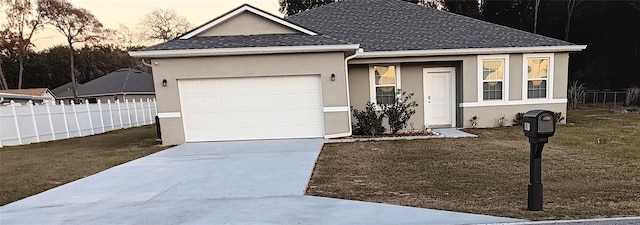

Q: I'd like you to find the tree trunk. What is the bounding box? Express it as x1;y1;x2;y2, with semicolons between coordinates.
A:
534;0;540;34
69;42;79;102
566;0;583;41
18;56;24;89
626;87;640;106
0;57;8;90
565;14;571;41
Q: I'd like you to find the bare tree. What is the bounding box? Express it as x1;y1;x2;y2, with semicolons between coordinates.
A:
2;0;43;89
0;29;11;90
565;0;583;41
38;0;103;101
0;58;6;90
113;24;142;50
138;9;191;42
533;0;540;34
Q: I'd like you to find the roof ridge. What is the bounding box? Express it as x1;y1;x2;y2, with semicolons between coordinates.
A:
121;69;131;92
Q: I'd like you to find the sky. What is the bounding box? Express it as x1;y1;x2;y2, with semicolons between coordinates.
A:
31;0;283;50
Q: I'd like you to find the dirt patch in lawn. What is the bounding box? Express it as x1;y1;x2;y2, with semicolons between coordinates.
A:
307;109;640;220
0;125;169;206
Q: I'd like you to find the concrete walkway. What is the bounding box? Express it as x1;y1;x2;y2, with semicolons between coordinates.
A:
1;139;522;225
433;128;478;138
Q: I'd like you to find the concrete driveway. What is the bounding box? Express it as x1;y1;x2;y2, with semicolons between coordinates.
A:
1;139;524;225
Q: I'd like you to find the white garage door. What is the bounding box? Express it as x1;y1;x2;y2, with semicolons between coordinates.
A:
178;75;324;142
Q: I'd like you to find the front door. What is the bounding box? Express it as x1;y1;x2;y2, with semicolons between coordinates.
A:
424;67;455;128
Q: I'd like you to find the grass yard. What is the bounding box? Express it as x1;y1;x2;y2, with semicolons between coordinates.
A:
307;109;640;220
0;125;168;206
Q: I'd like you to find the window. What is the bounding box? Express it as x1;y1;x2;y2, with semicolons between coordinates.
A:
370;65;399;105
524;54;553;99
478;55;509;101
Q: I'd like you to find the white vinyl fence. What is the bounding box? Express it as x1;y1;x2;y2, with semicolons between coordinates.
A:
0;98;157;147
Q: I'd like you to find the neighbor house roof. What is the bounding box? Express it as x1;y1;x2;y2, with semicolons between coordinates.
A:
51;82;81;97
0;88;54;97
56;68;154;99
286;0;584;55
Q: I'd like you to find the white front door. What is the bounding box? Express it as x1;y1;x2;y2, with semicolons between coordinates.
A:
424;67;455;128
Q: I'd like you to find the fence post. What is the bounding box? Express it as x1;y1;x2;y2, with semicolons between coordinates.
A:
46;101;56;141
132;99;139;126
108;100;115;130
98;100;105;133
72;100;82;136
139;98;146;125
61;100;70;138
153;98;157;117
147;98;152;125
11;101;23;145
613;92;618;108
125;99;132;128
28;101;41;143
117;99;124;129
603;92;607;108
85;99;94;135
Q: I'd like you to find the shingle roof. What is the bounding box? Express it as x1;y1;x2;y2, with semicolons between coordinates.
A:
142;34;352;51
51;82;81;96
286;0;574;52
56;68;154;98
0;88;50;97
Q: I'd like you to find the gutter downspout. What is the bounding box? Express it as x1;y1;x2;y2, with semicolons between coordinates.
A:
141;59;153;67
343;48;362;137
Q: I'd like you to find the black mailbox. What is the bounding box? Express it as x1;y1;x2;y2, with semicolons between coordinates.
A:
523;110;556;139
523;109;556;211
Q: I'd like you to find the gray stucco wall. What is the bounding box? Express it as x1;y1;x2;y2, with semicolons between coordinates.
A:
347;52;570;131
198;12;298;37
151;52;349;145
462;103;566;128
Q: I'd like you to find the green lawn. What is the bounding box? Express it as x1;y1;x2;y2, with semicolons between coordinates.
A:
307;109;640;220
0;125;168;206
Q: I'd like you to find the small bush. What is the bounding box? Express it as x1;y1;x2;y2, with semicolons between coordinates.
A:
352;102;386;136
625;87;640;106
567;81;586;109
497;114;506;127
470;115;478;128
383;92;418;134
513;113;524;126
554;112;565;123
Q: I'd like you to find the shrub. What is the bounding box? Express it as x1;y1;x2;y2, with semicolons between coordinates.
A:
470;115;478;128
625;87;640;106
497;114;506;127
567;80;586;109
554;112;565;123
352;102;386;136
513;113;524;126
383;92;418;134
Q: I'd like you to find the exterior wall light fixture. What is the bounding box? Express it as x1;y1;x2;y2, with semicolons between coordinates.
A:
331;74;336;81
162;79;167;87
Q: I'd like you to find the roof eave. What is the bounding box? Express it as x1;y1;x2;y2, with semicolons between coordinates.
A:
355;45;587;58
56;92;156;99
129;44;361;58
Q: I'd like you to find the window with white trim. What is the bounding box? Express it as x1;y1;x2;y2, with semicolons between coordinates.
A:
370;65;400;105
478;55;509;101
524;54;553;99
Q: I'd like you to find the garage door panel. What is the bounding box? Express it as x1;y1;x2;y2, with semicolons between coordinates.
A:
179;76;324;142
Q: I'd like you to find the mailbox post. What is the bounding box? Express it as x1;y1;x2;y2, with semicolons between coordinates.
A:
523;110;556;211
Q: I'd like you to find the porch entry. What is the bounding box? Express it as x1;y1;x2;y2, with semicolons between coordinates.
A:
423;67;456;128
